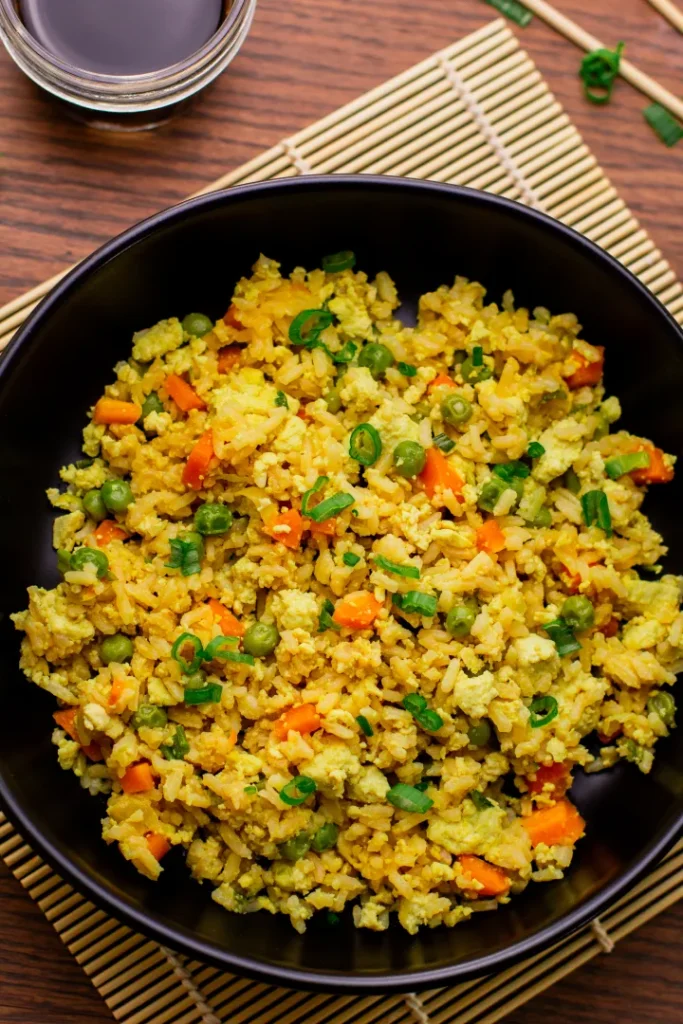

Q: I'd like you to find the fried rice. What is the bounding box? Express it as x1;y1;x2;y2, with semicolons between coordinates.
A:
12;253;680;934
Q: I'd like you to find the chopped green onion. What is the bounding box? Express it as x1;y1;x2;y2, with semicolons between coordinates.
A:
394;591;438;617
472;345;484;367
184;683;223;705
356;714;373;736
540;388;566;403
644;103;683;147
528;695;559;728
275;390;289;408
579;42;624;104
322;250;355;273
171;633;204;674
318;598;340;633
581;490;612;536
332;341;357;364
343;552;361;567
604;451;650;479
543;618;581;657
301;475;329;516
244;785;259;794
349;423;382;466
279;775;317;806
373;554;420;579
402;694;428;714
387;783;434;813
484;0;532;26
160;725;190;761
414;708;444;732
397;362;417;377
288;309;333;348
165;534;203;576
57;549;72;574
433;432;456;454
202;635;237;659
526;442;545;458
307;492;355;522
492;460;530;482
564;468;581;494
414;780;430;792
470;790;493;810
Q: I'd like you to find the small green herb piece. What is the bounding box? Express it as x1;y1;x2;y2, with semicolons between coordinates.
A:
165;533;204;576
356;714;373;736
131;704;168;730
57;549;72;574
402;694;428;715
279;775;317;807
644;103;683;147
543;618;582;657
332;341;357;364
564;468;581;494
289;309;334;348
160;725;190;761
301;475;329;516
373;554;420;579
604;451;650;480
579;42;624;104
394;591;438;617
414;780;430;792
349;423;382;466
397;362;417;377
343;552;361;567
322;250;355;273
433;432;456;454
581;490;612;536
402;693;443;732
171;632;204;674
307;492;355;522
275;390;289;408
484;0;532;27
319;598;340;633
472;345;483;367
387;783;434;813
470;790;493;810
540;388;567;403
529;695;559;728
527;442;545;458
139;392;164;421
492;460;530;482
184;682;223;705
203;635;255;666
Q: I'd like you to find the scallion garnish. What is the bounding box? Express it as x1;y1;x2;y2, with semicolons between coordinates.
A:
397;362;417;377
332;341;357;364
171;633;204;674
288;309;334;348
275;390;288;408
386;783;434;813
581;489;612;536
322;250;356;273
165;535;203;577
356;714;373;736
470;790;494;810
433;432;456;453
279;775;317;806
604;451;650;480
402;694;427;714
184;682;223;705
644;103;683;147
492;460;530;482
307;492;355;522
301;475;329;516
318;598;340;632
526;441;545;458
349;423;382;466
402;693;443;732
472;345;484;367
343;552;361;567
393;591;438;617
160;725;190;761
484;0;532;27
373;554;420;579
528;695;559;728
579;42;624;104
542;618;582;657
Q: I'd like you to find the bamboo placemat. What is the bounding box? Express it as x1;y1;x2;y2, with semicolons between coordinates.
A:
1;17;682;1024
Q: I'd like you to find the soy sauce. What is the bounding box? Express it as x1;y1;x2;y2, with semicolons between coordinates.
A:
19;0;224;76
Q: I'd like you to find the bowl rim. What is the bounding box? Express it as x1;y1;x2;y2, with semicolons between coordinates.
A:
1;174;682;992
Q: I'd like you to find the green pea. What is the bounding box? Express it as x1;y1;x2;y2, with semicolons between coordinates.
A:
468;721;491;746
446;601;477;638
140;392;164;420
561;595;595;632
410;401;432;423
529;505;552;528
57;549;72;574
182;313;214;337
70;547;109;578
592;411;610;440
194;503;233;536
311;822;339;853
647;691;676;727
477;476;509;513
83;489;107;522
131;704;168;730
323;388;342;414
184;670;207;689
279;831;311;862
393;440;426;478
441;393;472;426
243;621;281;657
358;342;394;379
461;356;493;384
101;479;134;513
100;633;134;665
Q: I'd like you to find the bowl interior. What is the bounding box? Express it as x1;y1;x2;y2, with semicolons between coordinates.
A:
0;178;681;990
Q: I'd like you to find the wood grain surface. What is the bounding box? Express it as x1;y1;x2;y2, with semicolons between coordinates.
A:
0;0;682;1021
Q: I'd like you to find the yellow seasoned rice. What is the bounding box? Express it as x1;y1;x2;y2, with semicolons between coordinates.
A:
13;254;681;935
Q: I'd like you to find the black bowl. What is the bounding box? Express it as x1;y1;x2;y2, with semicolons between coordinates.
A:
0;176;681;992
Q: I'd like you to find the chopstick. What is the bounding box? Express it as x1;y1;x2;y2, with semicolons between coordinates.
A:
522;0;683;122
647;0;683;34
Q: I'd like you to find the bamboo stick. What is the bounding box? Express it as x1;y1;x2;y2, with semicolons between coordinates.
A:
647;0;683;33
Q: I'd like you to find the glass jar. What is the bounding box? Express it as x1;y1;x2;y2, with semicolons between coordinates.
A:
0;0;256;130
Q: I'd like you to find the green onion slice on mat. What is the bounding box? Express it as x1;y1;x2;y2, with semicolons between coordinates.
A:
644;103;683;147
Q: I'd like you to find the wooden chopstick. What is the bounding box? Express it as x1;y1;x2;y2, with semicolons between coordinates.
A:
647;0;683;34
523;0;683;122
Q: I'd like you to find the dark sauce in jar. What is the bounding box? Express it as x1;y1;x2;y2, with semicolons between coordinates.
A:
19;0;224;75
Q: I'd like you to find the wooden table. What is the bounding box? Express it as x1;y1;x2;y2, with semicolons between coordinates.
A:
1;0;682;1020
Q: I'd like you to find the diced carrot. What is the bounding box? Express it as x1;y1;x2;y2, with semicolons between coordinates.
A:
207;598;245;637
527;761;571;795
93;397;142;425
93;519;128;547
561;565;581;595
598;726;622;744
108;676;126;707
476;519;506;554
274;704;322;741
419;447;465;501
145;832;171;861
309;517;337;536
629;444;674;485
82;741;103;761
182;429;215;489
224;303;244;329
53;708;78;741
599;617;619;638
164;373;206;413
217;345;242;373
121;762;156;794
332;591;382;630
522;798;585;847
297;405;310;420
264;508;304;549
428;373;457;392
564;345;605;389
458;855;510;897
